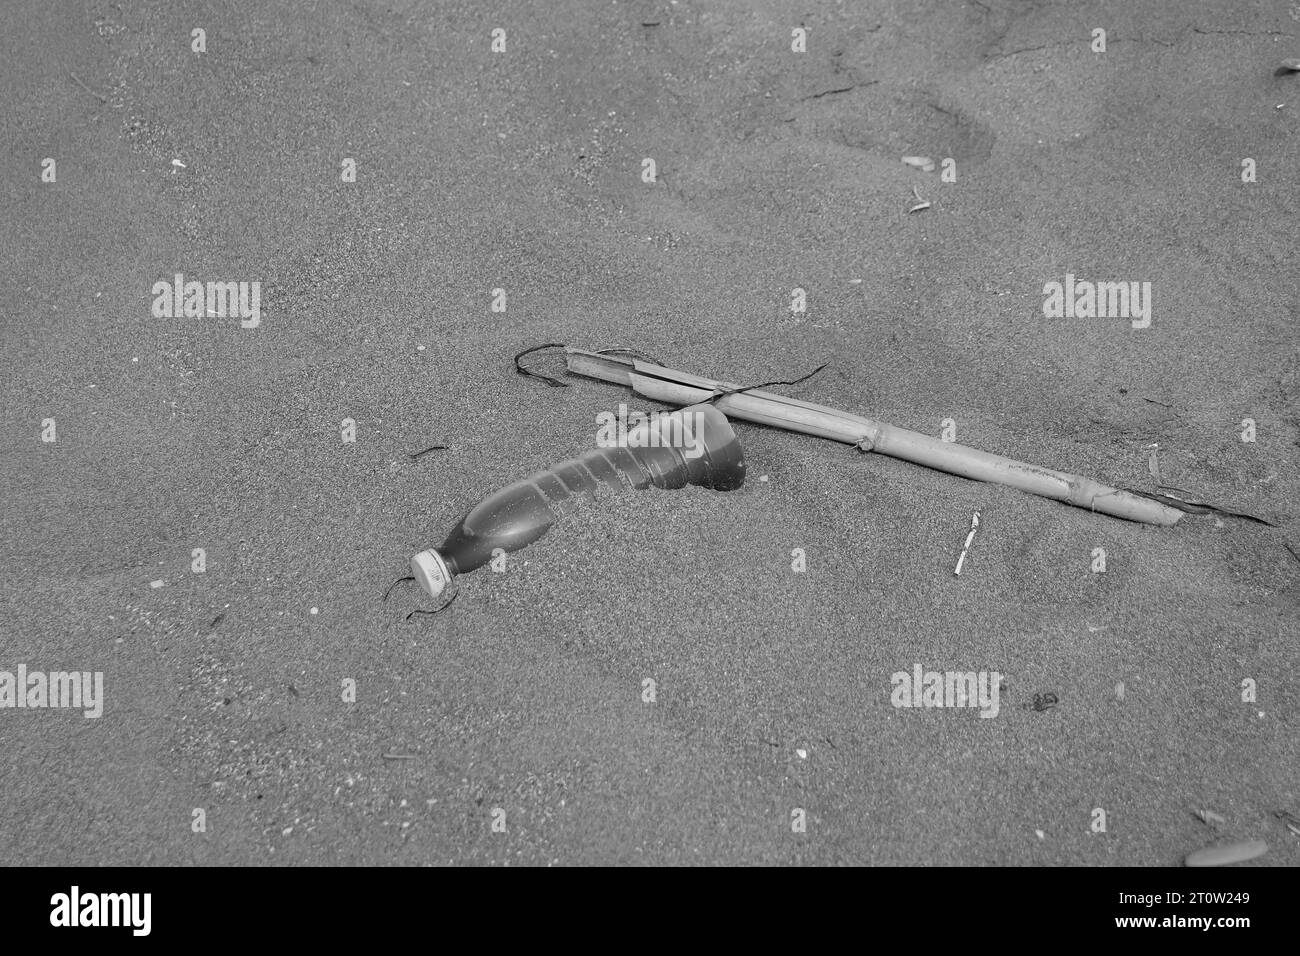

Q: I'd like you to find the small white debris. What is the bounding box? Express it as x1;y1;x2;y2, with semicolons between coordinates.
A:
758;475;769;482
282;826;293;836
150;580;165;589
908;183;931;214
417;345;426;351
171;159;186;168
132;357;139;362
310;607;319;615
1115;681;1125;701
849;278;863;285
902;155;935;171
1035;829;1045;840
953;511;981;575
796;748;807;759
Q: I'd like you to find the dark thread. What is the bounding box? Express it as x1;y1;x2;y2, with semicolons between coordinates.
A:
514;343;570;388
382;574;415;602
409;445;447;459
702;363;828;405
405;588;458;621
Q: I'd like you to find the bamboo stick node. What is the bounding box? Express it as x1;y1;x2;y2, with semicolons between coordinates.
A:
563;347;1183;526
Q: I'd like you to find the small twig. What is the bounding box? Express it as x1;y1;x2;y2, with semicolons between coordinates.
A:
68;71;108;103
800;84;858;101
985;41;1073;62
1194;27;1295;38
409;445;446;459
1273;809;1300;828
954;511;981;575
381;753;418;760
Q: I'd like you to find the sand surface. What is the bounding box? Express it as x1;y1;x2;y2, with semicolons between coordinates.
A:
1;0;1298;864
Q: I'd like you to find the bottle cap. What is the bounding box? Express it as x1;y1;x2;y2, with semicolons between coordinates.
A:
410;549;452;599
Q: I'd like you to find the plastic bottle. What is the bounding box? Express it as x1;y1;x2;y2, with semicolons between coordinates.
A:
410;403;746;598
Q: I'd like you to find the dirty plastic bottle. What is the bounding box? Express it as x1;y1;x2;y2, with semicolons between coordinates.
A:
410;403;746;598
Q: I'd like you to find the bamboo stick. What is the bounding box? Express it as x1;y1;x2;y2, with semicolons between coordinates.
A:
565;348;1182;526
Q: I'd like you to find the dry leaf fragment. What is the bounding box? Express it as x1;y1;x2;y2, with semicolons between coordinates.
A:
1193;808;1226;825
902;155;935;171
1185;839;1267;867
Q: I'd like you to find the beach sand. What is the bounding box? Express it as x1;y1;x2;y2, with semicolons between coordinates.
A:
1;0;1297;864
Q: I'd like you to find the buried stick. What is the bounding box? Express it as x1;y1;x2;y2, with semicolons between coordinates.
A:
564;348;1183;527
